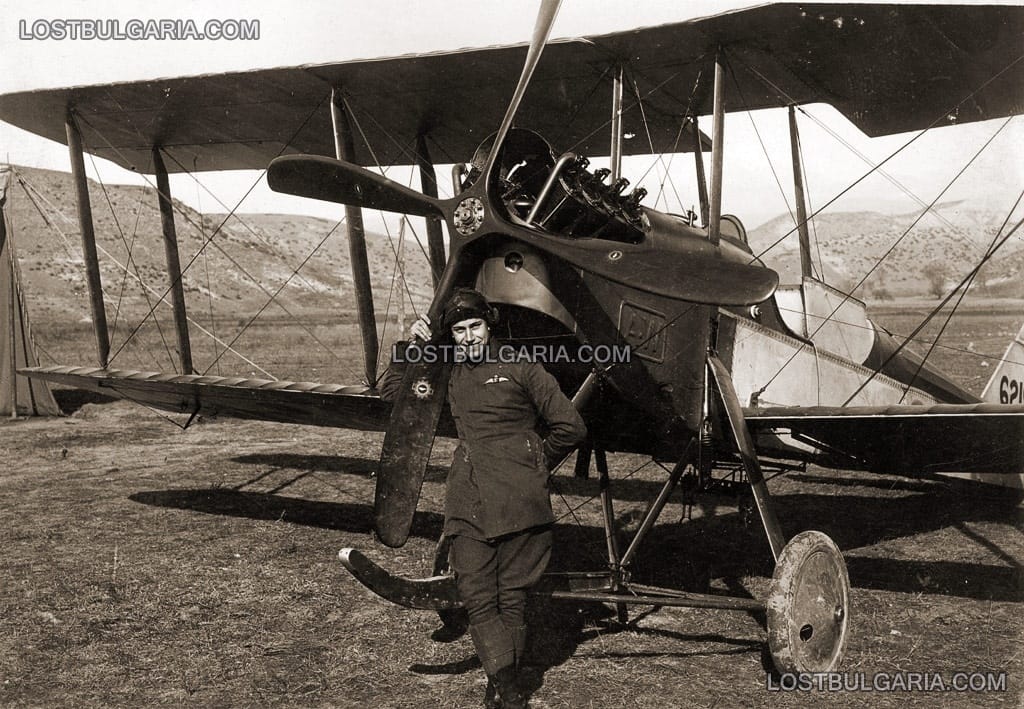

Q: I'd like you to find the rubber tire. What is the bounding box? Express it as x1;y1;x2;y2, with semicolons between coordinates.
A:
766;530;850;674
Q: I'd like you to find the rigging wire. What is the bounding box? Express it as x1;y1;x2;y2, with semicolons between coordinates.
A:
795;105;1000;247
628;70;687;212
796;125;826;279
16;170;274;376
73;105;356;376
845;190;1024;405
161;149;329;295
202;218;346;375
737;49;1024;263
375;218;404;378
896;191;1024;401
193;161;221;377
563;67;688;160
724;61;802;252
630;65;704;194
755;117;1014;400
85;151;176;370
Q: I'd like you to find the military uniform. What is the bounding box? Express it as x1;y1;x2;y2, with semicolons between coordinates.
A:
382;287;585;707
381;338;586;704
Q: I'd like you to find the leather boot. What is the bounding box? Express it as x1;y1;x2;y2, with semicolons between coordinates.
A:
489;665;526;709
483;678;500;709
470;618;517;708
510;624;528;670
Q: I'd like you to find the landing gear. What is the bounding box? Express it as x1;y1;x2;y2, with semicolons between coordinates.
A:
339;356;853;677
766;531;850;673
708;354;850;674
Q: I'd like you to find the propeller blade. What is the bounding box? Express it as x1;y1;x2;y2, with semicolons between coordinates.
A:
267;155;443;217
373;0;562;548
372;255;466;548
483;0;563;178
374;356;453;548
511;227;779;306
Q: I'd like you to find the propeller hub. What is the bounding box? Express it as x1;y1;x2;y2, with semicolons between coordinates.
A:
453;197;485;236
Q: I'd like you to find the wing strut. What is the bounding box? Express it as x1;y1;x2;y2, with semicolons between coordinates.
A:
65;111;110;368
414;133;447;286
788;106;813;279
693;115;709;227
708;48;726;244
609;64;624;181
330;89;379;386
152;147;194;374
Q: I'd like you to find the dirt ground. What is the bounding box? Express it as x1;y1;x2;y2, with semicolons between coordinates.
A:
0;391;1020;708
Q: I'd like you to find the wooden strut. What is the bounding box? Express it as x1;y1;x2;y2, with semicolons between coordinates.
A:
788;105;814;279
152;147;194;375
65;111;110;368
331;89;379;386
609;64;624;182
692;115;710;227
708;47;726;245
414;133;447;286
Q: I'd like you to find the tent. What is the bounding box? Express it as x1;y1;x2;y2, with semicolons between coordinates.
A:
0;166;61;417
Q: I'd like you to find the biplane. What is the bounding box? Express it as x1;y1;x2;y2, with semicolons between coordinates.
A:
1;1;1022;676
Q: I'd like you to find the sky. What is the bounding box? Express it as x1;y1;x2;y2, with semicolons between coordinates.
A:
0;0;1020;232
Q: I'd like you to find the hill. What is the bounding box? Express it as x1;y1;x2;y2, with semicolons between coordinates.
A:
748;205;1024;300
4;165;435;325
6;164;1022;330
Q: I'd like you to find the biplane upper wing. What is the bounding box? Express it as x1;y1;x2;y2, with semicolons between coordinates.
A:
0;4;1020;174
745;403;1024;478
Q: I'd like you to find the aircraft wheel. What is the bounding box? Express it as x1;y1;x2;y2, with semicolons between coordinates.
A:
431;535;468;641
766;530;850;674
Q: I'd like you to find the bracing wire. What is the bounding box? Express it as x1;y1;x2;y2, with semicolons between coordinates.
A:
73;106;358;377
15;170;275;376
756;118;1014;400
85;151;176;370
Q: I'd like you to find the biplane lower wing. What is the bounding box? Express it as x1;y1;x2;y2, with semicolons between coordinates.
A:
20;365;397;431
745;403;1024;480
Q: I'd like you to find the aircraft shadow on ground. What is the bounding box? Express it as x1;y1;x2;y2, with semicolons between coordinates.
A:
128;488;445;541
131;479;1021;695
231;453;451;483
131;478;1022;604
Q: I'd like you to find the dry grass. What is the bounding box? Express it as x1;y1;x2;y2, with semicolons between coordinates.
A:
1;310;1022;707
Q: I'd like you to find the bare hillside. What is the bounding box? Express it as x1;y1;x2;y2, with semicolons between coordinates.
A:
7;164;1022;327
749;206;1024;300
5;165;435;325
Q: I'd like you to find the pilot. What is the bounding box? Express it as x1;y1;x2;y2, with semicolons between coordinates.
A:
381;288;587;708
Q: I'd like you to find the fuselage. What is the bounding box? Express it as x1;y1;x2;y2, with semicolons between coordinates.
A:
469;130;975;465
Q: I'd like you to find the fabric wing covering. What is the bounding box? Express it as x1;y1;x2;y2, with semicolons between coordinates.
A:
0;4;1020;174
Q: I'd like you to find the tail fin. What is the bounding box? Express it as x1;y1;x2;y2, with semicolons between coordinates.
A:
952;322;1024;497
981;323;1024;404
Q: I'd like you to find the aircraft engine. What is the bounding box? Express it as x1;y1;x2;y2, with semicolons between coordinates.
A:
464;129;650;244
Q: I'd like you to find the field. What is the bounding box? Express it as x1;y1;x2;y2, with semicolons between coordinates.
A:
1;307;1021;708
